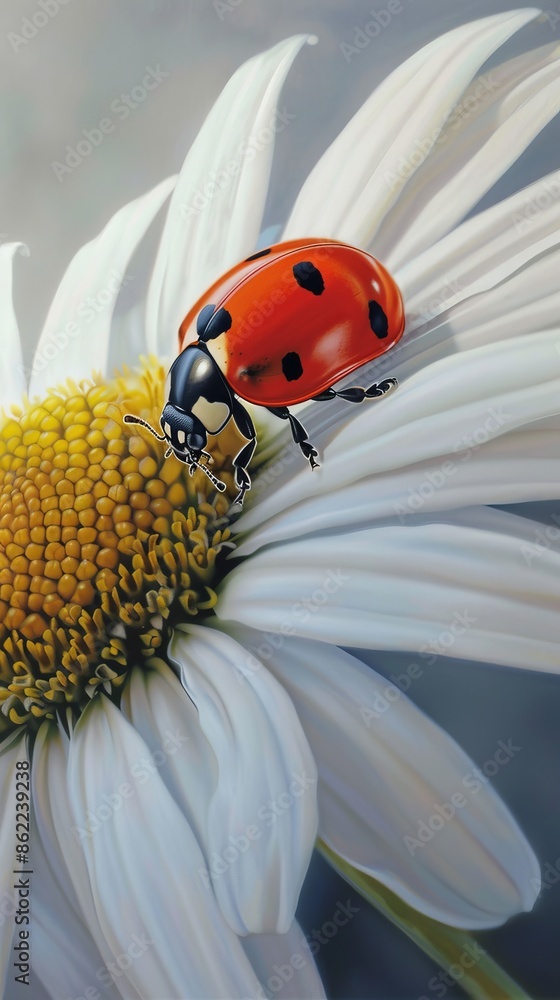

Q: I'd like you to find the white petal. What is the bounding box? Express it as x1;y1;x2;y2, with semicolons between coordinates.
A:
239;420;559;554
31;724;135;993
0;243;27;408
120;661;216;853
31;806;132;1000
29;176;175;397
0;735;28;996
218;506;560;673
400;170;560;333
106;300;151;376
283;10;539;246
67;696;265;998
223;624;540;929
407;244;560;359
238;329;560;546
242;921;325;999
378;43;560;268
146;36;312;356
168;626;319;935
348;245;560;423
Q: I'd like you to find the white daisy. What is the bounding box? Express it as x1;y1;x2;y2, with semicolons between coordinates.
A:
1;9;559;998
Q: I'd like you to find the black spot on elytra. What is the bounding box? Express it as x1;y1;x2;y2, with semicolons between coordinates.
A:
241;361;268;379
200;307;232;342
245;248;272;262
293;261;324;295
368;300;389;339
282;351;304;381
196;303;216;338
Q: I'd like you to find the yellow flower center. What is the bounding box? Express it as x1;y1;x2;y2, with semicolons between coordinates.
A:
0;359;238;736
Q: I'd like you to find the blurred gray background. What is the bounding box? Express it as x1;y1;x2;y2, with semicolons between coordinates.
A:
2;1;560;997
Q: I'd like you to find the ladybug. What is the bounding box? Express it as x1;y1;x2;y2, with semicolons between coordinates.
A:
124;238;405;505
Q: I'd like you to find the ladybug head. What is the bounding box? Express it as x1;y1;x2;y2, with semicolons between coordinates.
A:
123;346;231;493
159;402;206;458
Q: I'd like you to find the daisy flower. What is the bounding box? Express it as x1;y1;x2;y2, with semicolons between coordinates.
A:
2;8;559;998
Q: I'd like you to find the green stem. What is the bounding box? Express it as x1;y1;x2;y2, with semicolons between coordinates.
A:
318;840;531;1000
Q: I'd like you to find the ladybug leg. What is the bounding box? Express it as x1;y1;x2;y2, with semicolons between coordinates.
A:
311;389;337;401
267;407;320;471
364;377;399;399
312;377;398;403
230;397;257;506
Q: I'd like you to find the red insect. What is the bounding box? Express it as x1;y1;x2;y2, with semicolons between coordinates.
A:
125;238;405;504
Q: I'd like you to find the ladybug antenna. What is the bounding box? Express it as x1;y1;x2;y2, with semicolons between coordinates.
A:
124;413;226;494
123;413;167;441
190;458;227;493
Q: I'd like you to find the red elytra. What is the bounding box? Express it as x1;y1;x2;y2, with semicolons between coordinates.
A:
178;238;405;407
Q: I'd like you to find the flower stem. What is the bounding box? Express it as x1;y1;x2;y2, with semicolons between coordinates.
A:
318;840;531;1000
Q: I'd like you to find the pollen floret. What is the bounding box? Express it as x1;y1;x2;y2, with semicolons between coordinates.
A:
0;361;235;734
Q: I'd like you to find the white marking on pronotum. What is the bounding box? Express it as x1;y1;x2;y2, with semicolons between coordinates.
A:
191;396;230;434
